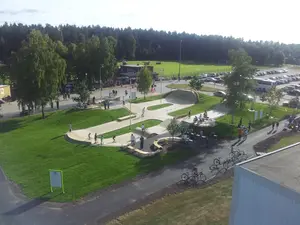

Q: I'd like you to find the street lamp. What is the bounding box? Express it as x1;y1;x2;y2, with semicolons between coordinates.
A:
129;78;132;128
160;69;164;103
99;64;103;100
178;40;182;81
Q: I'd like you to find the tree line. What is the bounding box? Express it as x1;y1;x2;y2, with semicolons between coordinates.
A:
0;23;298;67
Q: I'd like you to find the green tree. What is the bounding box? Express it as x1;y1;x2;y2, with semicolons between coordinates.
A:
73;80;90;106
10;30;66;118
137;67;152;99
265;87;284;113
167;118;180;141
189;76;203;90
223;49;255;123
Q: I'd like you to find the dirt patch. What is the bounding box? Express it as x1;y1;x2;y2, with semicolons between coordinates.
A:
253;129;298;153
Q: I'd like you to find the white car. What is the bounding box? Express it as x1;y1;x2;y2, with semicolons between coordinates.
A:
242;93;254;101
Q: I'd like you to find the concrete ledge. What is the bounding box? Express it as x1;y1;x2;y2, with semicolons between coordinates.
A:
123;145;161;158
153;137;182;150
117;114;136;122
65;132;91;145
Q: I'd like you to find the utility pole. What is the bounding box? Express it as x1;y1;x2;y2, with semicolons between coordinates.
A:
99;64;103;100
178;40;182;81
160;69;164;103
129;78;132;128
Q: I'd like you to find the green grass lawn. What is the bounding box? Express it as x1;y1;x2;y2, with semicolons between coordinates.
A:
129;94;165;103
147;103;173;111
169;93;221;117
102;119;162;138
124;61;232;77
0;109;196;202
166;83;222;92
215;104;296;138
267;133;300;152
108;178;233;225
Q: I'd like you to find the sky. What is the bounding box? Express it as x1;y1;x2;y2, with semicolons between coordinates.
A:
0;0;299;44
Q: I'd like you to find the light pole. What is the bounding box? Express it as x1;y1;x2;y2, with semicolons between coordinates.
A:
129;78;132;128
160;69;164;103
99;64;103;100
178;40;182;81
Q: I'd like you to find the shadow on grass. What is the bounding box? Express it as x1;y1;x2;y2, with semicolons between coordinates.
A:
0;119;23;133
134;142;206;178
50;134;65;140
3;192;61;216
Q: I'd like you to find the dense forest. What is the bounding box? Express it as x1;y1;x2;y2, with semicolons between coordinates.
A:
0;23;299;66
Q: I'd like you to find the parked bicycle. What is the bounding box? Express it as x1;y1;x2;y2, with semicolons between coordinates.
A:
209;157;228;172
229;148;248;163
181;167;207;186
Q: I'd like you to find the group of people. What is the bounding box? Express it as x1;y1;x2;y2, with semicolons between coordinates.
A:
88;133;105;145
130;133;145;149
191;110;208;124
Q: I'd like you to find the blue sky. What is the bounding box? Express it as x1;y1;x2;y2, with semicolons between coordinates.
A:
0;0;299;44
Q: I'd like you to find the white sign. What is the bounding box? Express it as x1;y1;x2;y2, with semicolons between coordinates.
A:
254;111;258;121
260;110;263;119
50;170;62;188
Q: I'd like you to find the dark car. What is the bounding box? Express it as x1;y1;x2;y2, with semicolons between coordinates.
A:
213;91;226;97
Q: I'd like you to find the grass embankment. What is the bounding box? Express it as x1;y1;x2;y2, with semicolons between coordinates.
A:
102;119;162;138
129;94;165;103
124;61;232;77
0;108;196;202
267;133;300;152
166;83;223;92
147;103;172;111
108;178;233;225
169;93;221;117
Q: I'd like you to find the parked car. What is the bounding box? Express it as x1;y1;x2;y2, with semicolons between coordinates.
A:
213;91;226;97
242;93;254;101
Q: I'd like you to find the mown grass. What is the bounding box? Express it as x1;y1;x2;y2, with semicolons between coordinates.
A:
129;94;165;103
102;119;162;138
124;61;232;77
267;133;300;152
147;103;173;111
168;93;221;117
215;104;296;138
108;178;233;225
0;109;194;202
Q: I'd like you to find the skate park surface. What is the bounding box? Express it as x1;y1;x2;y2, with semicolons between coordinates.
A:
66;90;227;147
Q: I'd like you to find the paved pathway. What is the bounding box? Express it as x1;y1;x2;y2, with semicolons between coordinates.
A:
0;120;288;225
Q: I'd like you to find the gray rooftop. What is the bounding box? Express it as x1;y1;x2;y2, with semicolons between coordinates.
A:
241;143;300;193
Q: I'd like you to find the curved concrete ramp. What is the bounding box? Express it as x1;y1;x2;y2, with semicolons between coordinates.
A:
165;90;197;105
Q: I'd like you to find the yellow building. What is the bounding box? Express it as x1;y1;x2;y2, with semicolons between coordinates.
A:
0;85;11;99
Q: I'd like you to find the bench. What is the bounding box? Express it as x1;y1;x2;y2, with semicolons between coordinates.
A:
117;114;136;122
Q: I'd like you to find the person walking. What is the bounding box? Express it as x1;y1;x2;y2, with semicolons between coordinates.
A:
140;136;144;149
112;135;116;143
248;121;251;132
272;122;275;130
238;127;242;141
188;110;191;118
141;107;145;117
94;133;98;144
243;128;248;140
69;123;72;132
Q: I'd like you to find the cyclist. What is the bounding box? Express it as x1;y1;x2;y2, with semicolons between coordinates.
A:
192;166;198;176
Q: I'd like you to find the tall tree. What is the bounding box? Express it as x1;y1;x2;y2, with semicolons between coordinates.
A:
189;76;203;91
10;30;66;118
265;87;284;114
137;68;152;99
224;49;255;123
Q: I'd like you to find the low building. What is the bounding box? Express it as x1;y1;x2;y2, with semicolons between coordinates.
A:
118;64;158;82
0;85;11;99
229;143;300;225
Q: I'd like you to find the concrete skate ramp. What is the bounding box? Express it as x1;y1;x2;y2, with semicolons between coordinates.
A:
165;90;197;105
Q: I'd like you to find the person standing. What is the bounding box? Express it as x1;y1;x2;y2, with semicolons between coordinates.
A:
69;123;72;132
104;101;107;110
88;133;91;140
188;110;191;118
238;127;242;141
112;135;116;143
140;136;144;149
141;123;145;135
100;135;104;145
131;134;136;146
107;101;110;109
248;121;251;132
276;121;279;130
